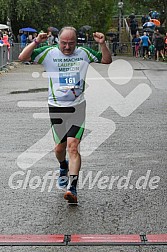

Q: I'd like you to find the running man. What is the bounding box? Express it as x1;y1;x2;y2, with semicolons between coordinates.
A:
18;26;112;203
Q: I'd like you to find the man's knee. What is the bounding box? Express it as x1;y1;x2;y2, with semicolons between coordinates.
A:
55;144;66;154
67;138;80;155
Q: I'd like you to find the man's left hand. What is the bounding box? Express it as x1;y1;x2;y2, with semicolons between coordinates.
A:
93;32;105;44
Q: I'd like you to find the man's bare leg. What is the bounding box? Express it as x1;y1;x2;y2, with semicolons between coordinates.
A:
64;137;81;203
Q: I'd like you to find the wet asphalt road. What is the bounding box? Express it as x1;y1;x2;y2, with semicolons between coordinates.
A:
0;57;166;252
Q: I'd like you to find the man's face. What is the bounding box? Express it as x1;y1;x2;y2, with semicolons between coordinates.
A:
59;30;77;55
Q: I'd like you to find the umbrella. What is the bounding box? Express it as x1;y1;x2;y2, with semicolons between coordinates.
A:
106;32;117;37
79;25;92;31
49;27;59;32
150;19;160;27
143;28;154;33
143;22;155;29
20;27;37;33
0;24;9;30
49;27;59;36
129;14;135;19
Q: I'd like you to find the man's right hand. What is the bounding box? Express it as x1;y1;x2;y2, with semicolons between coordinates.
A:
18;32;49;62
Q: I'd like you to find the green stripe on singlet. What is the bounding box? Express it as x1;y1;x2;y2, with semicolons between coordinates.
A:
49;78;57;104
80;47;94;62
75;122;85;139
38;47;54;64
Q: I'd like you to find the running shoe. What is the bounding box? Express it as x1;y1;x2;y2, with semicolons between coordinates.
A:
57;161;69;189
64;186;77;203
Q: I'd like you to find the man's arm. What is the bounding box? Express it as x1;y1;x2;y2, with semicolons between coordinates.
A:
18;33;48;62
93;32;112;64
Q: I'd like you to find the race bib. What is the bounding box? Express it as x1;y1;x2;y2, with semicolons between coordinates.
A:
59;72;80;89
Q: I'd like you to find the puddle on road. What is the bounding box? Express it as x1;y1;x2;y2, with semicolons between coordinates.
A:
134;69;167;71
10;88;48;94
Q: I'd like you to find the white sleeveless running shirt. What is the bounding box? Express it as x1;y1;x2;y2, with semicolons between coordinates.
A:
31;45;102;106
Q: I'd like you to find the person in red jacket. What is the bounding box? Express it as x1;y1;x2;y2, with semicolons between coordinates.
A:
2;33;10;61
2;34;10;48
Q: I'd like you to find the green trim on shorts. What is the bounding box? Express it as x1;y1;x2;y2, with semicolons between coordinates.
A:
75;122;85;139
51;125;61;144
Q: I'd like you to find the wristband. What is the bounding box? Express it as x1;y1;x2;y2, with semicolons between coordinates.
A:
33;38;40;45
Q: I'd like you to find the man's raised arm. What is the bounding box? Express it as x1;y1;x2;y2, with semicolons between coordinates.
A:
18;33;48;62
93;32;112;64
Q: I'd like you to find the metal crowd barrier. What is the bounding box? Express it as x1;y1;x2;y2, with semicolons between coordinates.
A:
0;45;8;69
0;43;22;69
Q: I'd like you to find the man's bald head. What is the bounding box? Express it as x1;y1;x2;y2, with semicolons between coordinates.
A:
58;26;77;55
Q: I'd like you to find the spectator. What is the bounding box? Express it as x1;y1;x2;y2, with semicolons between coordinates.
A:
160;10;166;27
20;32;27;48
154;29;165;61
2;33;10;48
151;11;159;19
77;31;86;44
164;32;167;56
28;34;33;43
2;33;10;61
149;9;153;18
47;27;55;45
8;31;15;46
47;31;54;45
141;14;147;25
131;34;136;57
134;33;141;57
146;15;151;22
129;13;136;22
112;34;118;56
130;19;138;36
0;30;3;38
148;44;155;59
140;32;151;59
0;35;4;46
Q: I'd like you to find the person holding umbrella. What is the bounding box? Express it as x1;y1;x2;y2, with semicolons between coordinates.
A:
47;27;59;45
20;32;27;48
18;26;112;204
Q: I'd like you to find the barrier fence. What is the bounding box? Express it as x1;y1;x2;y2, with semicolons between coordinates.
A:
0;233;167;246
0;43;22;69
0;42;133;70
0;46;9;68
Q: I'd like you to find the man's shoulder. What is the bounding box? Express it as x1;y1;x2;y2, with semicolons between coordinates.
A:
77;45;95;51
76;45;99;55
76;45;102;62
31;45;59;62
34;44;59;55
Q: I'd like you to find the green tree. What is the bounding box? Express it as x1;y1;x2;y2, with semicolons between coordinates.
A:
0;0;114;38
